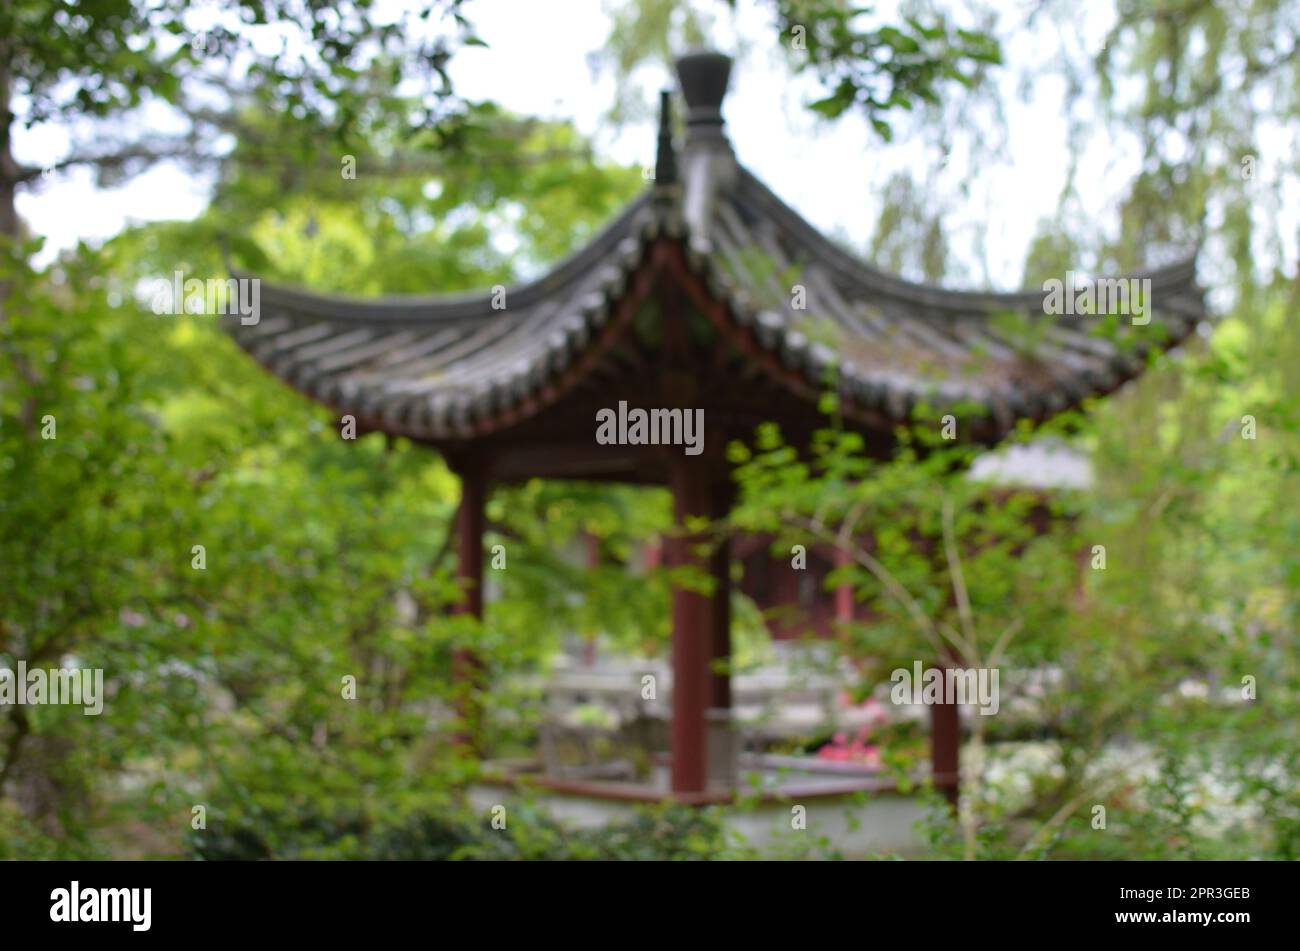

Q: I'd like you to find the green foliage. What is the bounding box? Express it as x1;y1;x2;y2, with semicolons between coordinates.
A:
775;1;1001;139
0;58;661;856
867;172;949;283
591;0;999;140
3;0;1296;864
190;801;734;861
0;241;473;856
729;295;1300;860
3;0;478;150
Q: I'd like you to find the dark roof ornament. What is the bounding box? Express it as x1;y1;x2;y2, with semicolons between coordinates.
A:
675;50;732;149
653;90;678;187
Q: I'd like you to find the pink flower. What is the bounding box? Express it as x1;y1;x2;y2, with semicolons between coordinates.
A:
864;696;889;725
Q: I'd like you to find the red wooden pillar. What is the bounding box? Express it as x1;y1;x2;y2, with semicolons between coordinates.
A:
930;669;960;809
451;456;487;751
669;457;710;795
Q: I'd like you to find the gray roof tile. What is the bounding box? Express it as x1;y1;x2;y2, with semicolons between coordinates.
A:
227;63;1206;444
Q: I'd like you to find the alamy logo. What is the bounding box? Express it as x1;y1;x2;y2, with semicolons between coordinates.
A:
150;270;260;325
890;661;1000;715
1042;271;1151;326
50;882;151;932
595;401;704;456
0;662;103;715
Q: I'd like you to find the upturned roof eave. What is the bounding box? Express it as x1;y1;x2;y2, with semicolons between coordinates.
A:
228;154;1201;330
220;46;1210;447
231;188;659;324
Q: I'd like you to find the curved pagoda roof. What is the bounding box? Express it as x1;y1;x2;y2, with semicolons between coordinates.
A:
227;51;1206;480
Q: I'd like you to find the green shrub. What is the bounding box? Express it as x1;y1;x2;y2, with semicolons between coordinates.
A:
185;800;735;861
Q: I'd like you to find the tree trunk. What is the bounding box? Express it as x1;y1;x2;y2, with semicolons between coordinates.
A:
0;62;19;243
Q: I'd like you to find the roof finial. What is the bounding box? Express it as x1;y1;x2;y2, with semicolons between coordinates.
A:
675;50;732;149
654;90;678;187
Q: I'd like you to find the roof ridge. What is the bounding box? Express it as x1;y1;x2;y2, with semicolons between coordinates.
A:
728;166;1201;310
231;189;659;324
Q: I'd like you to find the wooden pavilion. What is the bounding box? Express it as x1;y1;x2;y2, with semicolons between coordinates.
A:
227;51;1207;800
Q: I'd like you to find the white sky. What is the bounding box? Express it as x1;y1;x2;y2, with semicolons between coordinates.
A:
12;0;1289;298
